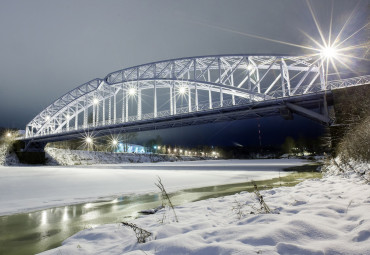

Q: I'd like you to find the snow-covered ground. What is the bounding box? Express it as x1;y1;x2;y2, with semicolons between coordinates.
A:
0;159;305;216
40;167;370;255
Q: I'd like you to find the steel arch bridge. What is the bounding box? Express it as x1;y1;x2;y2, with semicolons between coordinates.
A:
23;54;370;150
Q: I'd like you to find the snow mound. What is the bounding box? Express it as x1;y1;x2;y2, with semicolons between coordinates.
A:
39;173;370;255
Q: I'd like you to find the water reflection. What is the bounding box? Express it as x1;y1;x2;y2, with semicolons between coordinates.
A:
0;171;321;255
41;211;47;226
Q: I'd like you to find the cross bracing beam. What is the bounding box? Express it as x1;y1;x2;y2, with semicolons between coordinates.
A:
24;54;370;139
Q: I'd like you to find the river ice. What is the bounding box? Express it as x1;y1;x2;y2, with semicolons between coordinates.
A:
0;159;304;216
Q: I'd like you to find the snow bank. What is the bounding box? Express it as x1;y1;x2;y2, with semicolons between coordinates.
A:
39;172;370;255
0;144;20;166
45;147;208;166
324;157;370;182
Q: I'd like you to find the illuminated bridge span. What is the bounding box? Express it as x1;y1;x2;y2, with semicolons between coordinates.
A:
23;54;370;150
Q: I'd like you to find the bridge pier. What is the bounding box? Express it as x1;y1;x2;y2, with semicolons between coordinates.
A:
13;140;46;164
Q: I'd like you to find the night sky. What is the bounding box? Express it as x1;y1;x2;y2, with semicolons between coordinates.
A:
0;0;368;146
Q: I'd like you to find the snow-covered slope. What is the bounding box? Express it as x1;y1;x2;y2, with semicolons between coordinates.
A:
0;144;20;166
45;147;207;165
39;170;370;255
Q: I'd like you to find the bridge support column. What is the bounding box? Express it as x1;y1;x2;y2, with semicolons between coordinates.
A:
195;84;199;111
84;99;87;128
209;88;212;109
220;87;223;107
93;102;96;127
122;90;125;122
109;97;112;124
66;109;70;131
16;140;46;164
102;98;105;125
172;83;176;115
170;86;173;115
138;88;142;120
96;102;99;125
154;81;157;118
125;90;128;122
188;86;192;112
113;92;117;124
75;104;78;130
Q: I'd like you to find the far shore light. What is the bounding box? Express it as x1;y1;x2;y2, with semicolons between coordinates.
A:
86;137;93;143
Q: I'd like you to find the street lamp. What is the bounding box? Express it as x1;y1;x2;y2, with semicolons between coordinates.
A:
93;98;99;105
6;132;11;137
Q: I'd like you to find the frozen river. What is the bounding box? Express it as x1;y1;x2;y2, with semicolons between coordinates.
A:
0;159;318;255
0;159;306;216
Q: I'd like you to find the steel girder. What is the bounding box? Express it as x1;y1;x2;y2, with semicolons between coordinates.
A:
24;54;369;138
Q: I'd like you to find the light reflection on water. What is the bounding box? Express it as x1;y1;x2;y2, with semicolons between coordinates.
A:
0;170;321;255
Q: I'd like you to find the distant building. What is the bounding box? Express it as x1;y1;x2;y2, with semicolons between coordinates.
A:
116;143;148;153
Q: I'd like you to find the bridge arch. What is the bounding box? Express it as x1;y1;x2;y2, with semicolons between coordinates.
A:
26;54;327;138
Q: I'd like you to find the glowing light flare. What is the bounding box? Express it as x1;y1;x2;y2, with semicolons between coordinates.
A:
112;139;118;146
93;98;99;105
128;88;136;96
86;137;93;144
178;86;186;94
6;132;11;137
321;46;338;59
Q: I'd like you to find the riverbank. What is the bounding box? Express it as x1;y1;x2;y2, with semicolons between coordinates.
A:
40;167;370;255
0;159;305;216
45;147;211;166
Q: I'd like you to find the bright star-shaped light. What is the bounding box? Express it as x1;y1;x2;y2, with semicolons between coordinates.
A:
112;139;118;146
93;98;99;105
178;87;186;94
86;137;93;143
128;88;136;96
321;46;337;59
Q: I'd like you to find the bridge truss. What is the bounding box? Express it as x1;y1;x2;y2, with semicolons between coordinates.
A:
25;55;370;140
